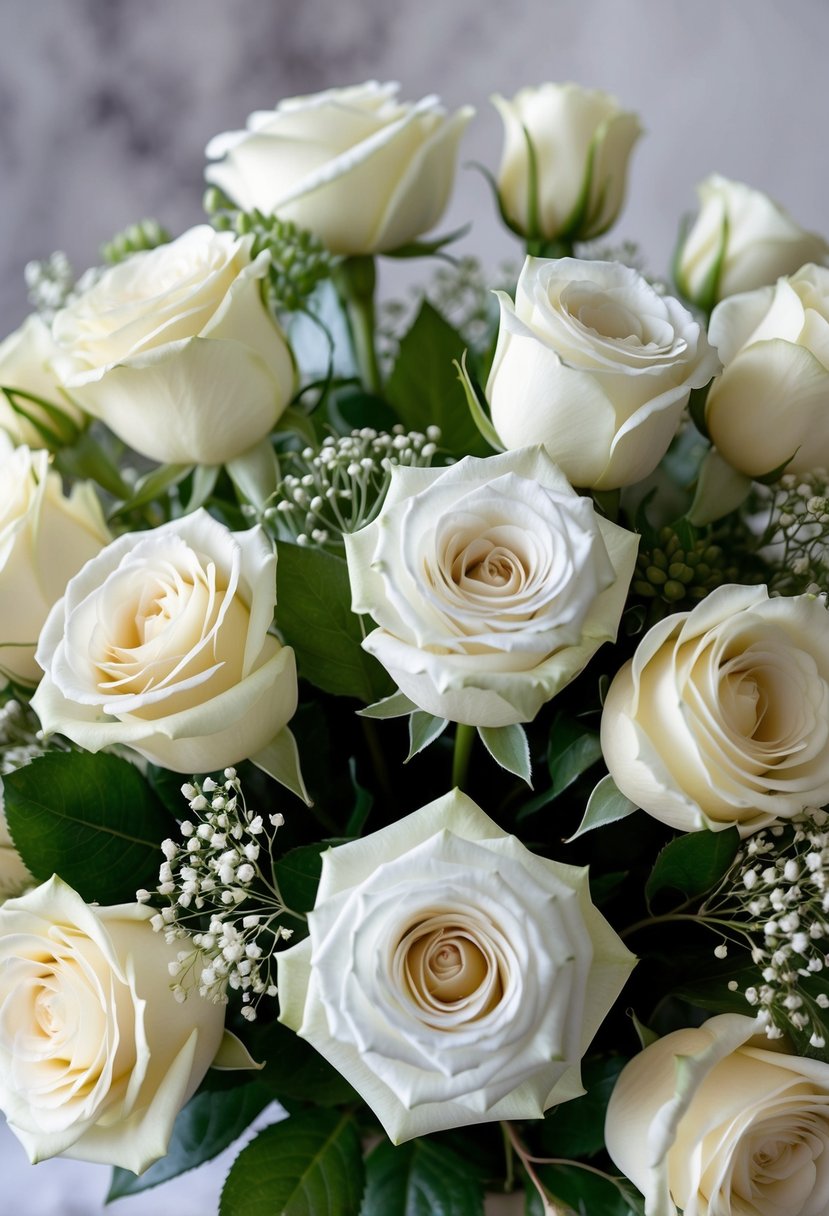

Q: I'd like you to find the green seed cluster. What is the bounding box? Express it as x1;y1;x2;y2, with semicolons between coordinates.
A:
633;526;738;605
205;188;333;311
101;219;172;265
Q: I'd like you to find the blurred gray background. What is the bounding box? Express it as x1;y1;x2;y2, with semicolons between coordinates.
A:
3;0;829;335
1;0;828;1211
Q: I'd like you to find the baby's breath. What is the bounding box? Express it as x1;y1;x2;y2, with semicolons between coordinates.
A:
0;699;50;774
752;470;829;593
704;808;829;1048
261;425;442;551
139;769;300;1021
24;252;100;321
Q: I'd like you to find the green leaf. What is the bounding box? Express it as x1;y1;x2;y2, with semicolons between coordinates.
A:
276;541;393;703
358;690;419;719
360;1138;485;1216
3;752;174;904
220;1110;363;1216
548;715;604;799
565;774;638;843
407;711;449;760
645;827;740;910
385;301;490;458
250;1019;360;1108
478;723;532;786
274;841;328;914
345;756;373;837
453;352;503;452
330;388;400;433
109;462;193;521
540;1056;626;1159
107;1079;272;1200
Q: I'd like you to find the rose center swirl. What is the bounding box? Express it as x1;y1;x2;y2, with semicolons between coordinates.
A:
393;913;506;1027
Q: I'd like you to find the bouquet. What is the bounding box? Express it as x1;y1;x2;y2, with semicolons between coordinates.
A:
2;77;829;1216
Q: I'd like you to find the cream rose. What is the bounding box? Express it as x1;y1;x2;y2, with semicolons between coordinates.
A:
601;584;829;836
31;509;297;774
0;875;226;1172
0;436;109;685
706;263;829;477
486;258;719;489
277;789;635;1143
0;314;84;447
491;83;642;242
606;1013;829;1216
344;447;638;727
205;82;473;255
675;175;828;311
51;226;294;466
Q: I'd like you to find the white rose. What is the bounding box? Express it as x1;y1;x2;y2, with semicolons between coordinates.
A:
0;314;84;447
606;1013;829;1216
31;509;297;774
706;263;829;477
601;584;829;836
486;258;719;490
51;226;294;466
277;789;635;1143
0;435;109;685
491;83;642;242
675;175;828;311
0;875;226;1172
205;82;473;255
344;447;638;727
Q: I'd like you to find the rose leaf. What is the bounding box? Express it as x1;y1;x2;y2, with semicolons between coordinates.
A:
106;1079;272;1199
478;723;533;787
564;773;638;842
360;1138;486;1216
3;751;175;905
385;300;491;458
219;1109;363;1216
275;541;393;703
645;828;740;912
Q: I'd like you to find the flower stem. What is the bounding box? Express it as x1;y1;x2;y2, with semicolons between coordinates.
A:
502;1123;567;1216
333;255;382;394
452;723;476;791
620;910;747;942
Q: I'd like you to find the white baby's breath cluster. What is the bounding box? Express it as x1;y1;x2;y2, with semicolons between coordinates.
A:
24;251;100;321
137;769;297;1022
706;809;829;1048
0;699;49;774
266;425;442;549
753;469;829;593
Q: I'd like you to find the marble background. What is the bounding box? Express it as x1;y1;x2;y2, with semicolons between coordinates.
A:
2;0;829;1211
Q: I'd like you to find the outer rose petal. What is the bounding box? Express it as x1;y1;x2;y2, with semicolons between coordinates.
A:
51;229;294;466
345;448;638;726
31;511;297;774
0;877;226;1173
205;83;473;256
486;258;719;490
601;584;829;835
277;791;635;1142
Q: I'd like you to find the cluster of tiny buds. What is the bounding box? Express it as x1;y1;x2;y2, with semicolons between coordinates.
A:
0;699;49;775
754;469;829;593
137;769;295;1022
708;809;829;1048
256;425;442;549
24;251;99;320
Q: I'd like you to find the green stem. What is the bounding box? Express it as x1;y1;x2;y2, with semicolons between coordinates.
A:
452;723;476;791
333;255;382;394
360;718;394;806
620;910;747;943
526;237;574;259
500;1122;515;1194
